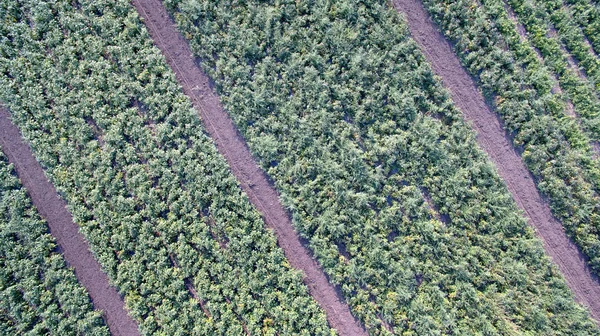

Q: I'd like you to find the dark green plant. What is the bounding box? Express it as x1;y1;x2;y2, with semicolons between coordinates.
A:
162;0;600;334
0;1;331;334
0;151;109;335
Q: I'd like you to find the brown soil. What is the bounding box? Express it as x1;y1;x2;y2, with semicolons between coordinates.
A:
130;0;367;334
0;107;140;335
393;0;600;324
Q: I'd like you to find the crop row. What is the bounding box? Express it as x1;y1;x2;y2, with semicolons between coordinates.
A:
0;150;109;335
564;0;600;56
164;0;599;334
422;0;600;276
0;0;331;335
534;0;600;92
506;0;600;137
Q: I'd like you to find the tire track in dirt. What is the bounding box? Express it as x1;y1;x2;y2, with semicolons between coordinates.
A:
129;0;367;334
392;0;600;324
0;107;140;336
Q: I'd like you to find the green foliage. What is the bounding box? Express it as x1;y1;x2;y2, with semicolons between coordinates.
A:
422;0;600;276
505;0;600;135
541;0;600;93
0;0;330;335
163;0;600;334
564;0;600;57
0;151;109;335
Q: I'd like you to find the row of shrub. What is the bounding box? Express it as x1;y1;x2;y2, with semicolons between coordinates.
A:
536;0;600;92
565;0;600;56
507;0;600;136
0;150;109;335
0;0;331;334
164;0;599;334
423;0;600;278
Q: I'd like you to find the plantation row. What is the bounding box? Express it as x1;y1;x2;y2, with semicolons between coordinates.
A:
422;0;600;276
507;0;600;134
0;0;331;334
532;0;600;92
0;150;109;335
565;0;600;56
164;0;599;334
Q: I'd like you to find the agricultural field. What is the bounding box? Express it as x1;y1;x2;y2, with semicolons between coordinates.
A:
0;0;330;334
1;0;600;335
0;149;109;335
419;0;600;274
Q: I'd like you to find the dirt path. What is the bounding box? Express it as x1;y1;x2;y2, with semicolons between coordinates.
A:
129;0;367;334
392;0;600;324
0;107;140;336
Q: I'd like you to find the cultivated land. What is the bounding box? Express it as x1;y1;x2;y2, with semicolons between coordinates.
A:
2;0;600;335
0;147;109;335
420;0;600;278
0;107;140;336
164;0;599;333
0;0;331;334
131;0;366;334
393;0;600;322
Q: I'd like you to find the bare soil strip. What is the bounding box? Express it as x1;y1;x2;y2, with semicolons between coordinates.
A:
129;0;367;334
0;107;140;336
392;0;600;323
